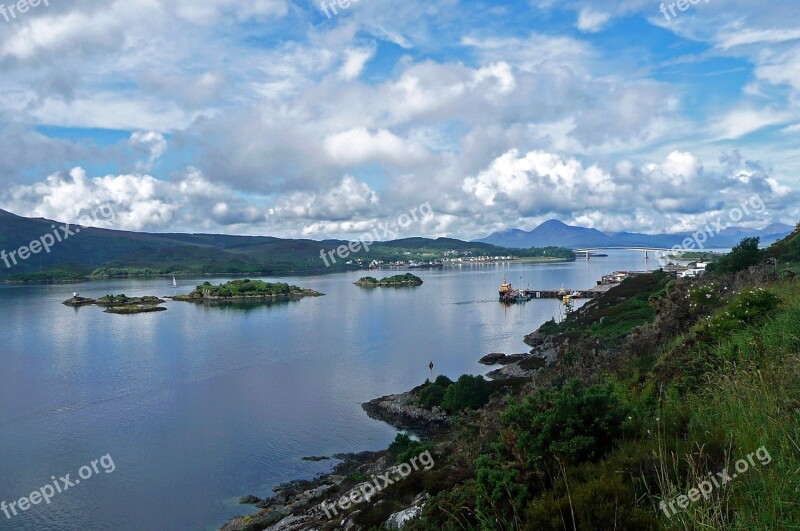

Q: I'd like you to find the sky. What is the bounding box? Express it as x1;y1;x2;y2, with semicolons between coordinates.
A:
0;0;798;241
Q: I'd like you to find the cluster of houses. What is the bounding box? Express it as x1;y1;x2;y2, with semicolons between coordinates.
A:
444;255;516;263
597;261;710;288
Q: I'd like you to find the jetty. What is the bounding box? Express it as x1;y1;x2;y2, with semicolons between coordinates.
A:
498;270;653;303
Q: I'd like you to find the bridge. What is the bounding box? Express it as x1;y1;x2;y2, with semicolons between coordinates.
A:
573;247;689;261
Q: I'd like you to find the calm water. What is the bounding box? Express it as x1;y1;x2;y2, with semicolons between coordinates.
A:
0;252;658;530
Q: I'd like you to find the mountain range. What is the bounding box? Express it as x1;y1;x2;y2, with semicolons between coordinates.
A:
477;219;795;249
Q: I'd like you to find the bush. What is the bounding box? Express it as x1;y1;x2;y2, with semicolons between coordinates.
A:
524;474;658;530
417;376;454;409
695;288;780;343
388;433;434;464
418;384;447;409
503;380;632;465
707;237;762;274
441;375;492;414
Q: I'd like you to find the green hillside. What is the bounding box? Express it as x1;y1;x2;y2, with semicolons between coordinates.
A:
0;209;574;281
253;229;799;531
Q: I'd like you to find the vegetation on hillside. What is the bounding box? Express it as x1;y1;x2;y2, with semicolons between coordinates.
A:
0;209;576;281
324;232;800;531
6;265;91;283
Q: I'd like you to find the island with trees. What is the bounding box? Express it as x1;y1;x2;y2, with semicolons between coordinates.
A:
354;273;424;288
171;279;324;302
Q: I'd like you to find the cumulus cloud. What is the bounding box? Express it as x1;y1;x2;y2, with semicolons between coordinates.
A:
324;128;430;167
460;148;795;237
269;176;380;221
0;0;797;240
1;167;269;232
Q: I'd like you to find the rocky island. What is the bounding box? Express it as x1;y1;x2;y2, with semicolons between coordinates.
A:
354;273;423;288
171;279;324;302
63;294;167;314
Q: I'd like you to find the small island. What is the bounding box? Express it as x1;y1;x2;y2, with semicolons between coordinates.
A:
63;294;167;314
354;273;424;288
171;279;324;302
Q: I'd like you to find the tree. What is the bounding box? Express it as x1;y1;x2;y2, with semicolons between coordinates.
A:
707;237;762;274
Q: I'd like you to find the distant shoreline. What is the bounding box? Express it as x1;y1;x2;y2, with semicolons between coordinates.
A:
1;258;574;285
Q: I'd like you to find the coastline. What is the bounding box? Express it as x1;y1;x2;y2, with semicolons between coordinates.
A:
221;330;556;530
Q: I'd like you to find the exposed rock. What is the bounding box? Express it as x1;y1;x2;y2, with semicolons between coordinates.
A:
62;296;96;307
63;294;168;314
104;305;167;314
479;352;506;365
239;495;262;505
485;332;557;380
223;451;394;531
386;506;423;529
362;392;449;436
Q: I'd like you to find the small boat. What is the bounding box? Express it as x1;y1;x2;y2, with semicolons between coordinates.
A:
500;280;533;302
172;276;178;288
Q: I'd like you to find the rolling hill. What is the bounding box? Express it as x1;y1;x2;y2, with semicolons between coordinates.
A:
0;209;563;281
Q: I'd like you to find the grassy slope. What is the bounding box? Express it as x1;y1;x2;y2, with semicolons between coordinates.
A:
388;233;800;531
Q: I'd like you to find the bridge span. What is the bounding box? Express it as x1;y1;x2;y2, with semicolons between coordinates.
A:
573;247;689;260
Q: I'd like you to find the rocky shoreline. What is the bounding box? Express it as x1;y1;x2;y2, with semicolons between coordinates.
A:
361;386;450;437
474;331;558;380
171;289;324;302
221;330;559;530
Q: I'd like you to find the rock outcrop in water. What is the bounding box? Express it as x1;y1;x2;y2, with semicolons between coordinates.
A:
362;389;450;437
62;295;167;314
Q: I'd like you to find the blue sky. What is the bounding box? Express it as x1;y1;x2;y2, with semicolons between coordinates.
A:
0;0;798;239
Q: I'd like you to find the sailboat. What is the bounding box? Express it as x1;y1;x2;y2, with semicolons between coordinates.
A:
172;276;178;288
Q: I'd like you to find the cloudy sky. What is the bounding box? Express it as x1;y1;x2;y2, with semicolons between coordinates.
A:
0;0;798;240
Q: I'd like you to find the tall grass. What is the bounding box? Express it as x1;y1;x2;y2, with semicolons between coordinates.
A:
654;280;800;529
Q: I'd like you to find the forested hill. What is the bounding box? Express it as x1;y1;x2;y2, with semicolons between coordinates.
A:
0;209;572;281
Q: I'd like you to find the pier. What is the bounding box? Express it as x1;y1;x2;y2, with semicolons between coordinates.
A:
499;270;651;302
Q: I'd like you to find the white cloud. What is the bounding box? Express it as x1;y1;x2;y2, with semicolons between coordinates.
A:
338;46;376;80
324;128;430;167
576;8;611;33
713;108;790;140
130;131;168;171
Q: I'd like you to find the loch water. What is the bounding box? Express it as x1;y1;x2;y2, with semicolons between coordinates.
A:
0;252;661;530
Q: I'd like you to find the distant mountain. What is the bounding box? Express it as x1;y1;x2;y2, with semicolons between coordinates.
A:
761;223;795;236
477;219;794;249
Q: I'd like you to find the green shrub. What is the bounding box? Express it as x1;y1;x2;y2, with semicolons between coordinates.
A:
388;433;434;464
503;379;632;465
418;384;447;409
434;375;453;387
475;447;528;528
441;375;492;414
707;237;763;274
695;288;780;343
417;375;455;409
524;474;658;530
